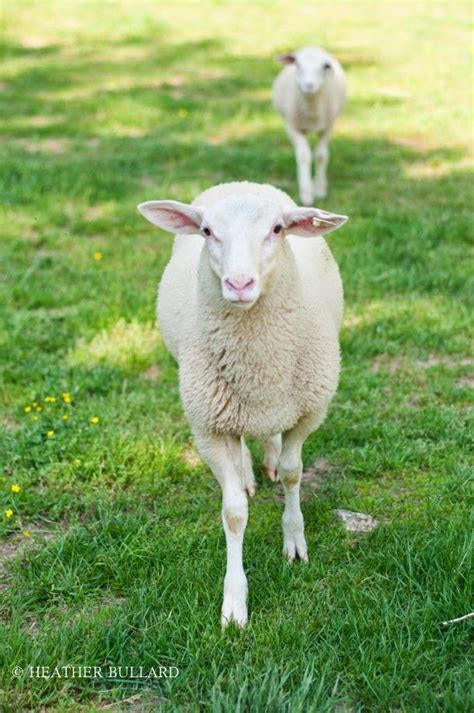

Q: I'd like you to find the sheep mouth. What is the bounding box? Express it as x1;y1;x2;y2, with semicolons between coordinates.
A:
227;297;257;309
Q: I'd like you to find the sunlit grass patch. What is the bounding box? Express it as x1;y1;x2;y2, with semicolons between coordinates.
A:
69;319;161;371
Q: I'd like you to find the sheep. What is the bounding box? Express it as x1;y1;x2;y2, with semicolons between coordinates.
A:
138;181;348;628
273;46;346;204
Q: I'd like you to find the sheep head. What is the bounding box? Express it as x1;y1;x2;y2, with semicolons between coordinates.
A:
277;46;335;95
138;194;347;309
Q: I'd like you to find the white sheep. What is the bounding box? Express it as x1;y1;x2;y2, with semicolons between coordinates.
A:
138;181;348;627
273;47;346;204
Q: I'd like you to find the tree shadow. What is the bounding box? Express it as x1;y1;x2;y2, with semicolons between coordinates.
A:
1;23;471;326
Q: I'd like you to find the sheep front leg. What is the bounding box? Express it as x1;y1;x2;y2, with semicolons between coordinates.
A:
194;431;248;628
279;410;328;562
286;124;313;206
313;128;332;199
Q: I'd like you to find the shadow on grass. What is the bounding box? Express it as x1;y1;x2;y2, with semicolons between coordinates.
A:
1;26;472;363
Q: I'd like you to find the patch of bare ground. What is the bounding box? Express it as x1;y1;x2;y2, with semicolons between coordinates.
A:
0;525;63;591
456;375;474;389
141;365;160;383
370;355;404;374
16;138;70;154
29;114;65;127
181;447;202;468
371;354;473;374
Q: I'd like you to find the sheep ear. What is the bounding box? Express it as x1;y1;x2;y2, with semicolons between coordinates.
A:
283;207;348;237
276;52;296;65
137;200;203;234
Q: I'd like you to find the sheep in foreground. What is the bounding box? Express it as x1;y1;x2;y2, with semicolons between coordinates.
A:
138;181;348;627
273;47;346;204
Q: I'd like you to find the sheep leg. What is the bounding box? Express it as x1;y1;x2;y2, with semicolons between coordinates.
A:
241;437;256;496
286;124;313;206
313;128;332;199
194;431;248;628
279;410;328;562
263;433;282;482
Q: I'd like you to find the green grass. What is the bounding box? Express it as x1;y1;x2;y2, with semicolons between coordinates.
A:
0;1;473;710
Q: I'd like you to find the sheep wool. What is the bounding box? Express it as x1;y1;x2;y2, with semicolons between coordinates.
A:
157;181;343;438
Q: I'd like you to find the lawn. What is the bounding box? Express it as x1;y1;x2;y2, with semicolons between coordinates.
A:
0;1;473;710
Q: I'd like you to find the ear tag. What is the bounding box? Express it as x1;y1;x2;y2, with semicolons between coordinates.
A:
313;216;339;227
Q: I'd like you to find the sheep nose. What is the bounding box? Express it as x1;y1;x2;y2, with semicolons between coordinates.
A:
224;277;256;293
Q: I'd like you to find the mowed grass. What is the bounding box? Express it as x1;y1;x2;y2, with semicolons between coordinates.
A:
0;1;473;710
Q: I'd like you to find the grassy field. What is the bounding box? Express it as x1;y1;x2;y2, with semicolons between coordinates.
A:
0;1;473;710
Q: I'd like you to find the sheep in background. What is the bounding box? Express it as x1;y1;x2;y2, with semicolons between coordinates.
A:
273;47;346;204
138;181;348;628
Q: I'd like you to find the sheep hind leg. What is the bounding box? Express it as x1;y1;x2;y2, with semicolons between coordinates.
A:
263;433;282;482
279;409;328;562
240;437;256;497
313;128;332;200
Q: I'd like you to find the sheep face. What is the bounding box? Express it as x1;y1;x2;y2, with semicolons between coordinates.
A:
278;47;333;95
200;194;286;309
138;195;347;310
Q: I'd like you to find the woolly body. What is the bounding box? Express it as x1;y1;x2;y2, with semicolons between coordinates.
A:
157;181;343;439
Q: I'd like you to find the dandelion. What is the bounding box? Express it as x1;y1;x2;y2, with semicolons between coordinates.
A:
62;392;72;403
178;109;188;118
32;415;39;421
4;509;13;518
90;416;100;425
22;529;31;538
32;401;38;407
35;406;42;412
94;251;103;261
11;484;21;493
44;396;56;403
74;458;82;465
47;430;55;438
24;406;32;413
63;414;69;421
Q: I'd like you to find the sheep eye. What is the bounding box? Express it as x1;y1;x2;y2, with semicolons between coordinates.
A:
273;224;282;234
203;227;211;236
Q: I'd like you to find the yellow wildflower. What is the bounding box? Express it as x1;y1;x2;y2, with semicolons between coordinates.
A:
4;509;13;518
32;401;38;407
90;416;100;425
62;392;72;403
47;430;55;438
74;458;82;465
24;406;32;413
11;484;21;493
63;414;69;421
22;529;31;538
178;109;188;118
32;415;39;421
35;405;42;412
94;251;103;261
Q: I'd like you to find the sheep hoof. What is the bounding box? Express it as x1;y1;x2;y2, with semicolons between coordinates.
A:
283;538;308;563
221;596;248;629
263;466;278;482
245;482;256;497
